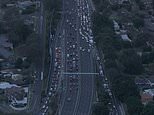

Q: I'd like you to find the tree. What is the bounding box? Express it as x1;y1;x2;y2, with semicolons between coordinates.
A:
119;49;144;75
126;96;143;115
106;67;120;82
133;33;151;48
132;16;144;29
15;58;23;68
15;33;41;65
142;102;154;115
135;0;145;10
0;95;8;103
104;59;117;69
93;103;109;115
9;20;33;47
112;74;140;102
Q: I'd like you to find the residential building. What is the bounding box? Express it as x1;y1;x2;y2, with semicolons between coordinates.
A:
141;0;153;10
141;91;153;105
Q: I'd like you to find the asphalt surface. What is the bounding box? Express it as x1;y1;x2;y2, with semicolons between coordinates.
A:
58;0;95;115
38;0;125;115
28;0;44;114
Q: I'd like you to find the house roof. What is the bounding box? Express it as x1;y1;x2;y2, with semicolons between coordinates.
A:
141;92;153;104
0;82;19;89
147;77;154;83
121;34;131;42
135;78;149;84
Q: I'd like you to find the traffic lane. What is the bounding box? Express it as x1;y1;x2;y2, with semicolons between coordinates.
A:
60;13;79;115
76;51;93;115
61;87;78;115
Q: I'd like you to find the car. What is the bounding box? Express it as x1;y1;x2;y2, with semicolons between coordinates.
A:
67;97;71;101
67;54;70;57
50;88;53;91
82;49;85;51
100;70;103;75
73;45;75;48
88;49;90;52
109;92;112;96
48;92;52;96
42;105;46;109
96;56;100;60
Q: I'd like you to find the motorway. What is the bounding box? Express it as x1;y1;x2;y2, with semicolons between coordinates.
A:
57;0;95;115
39;0;96;114
39;0;124;115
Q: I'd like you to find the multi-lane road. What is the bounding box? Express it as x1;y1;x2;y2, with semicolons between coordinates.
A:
57;0;95;115
38;0;124;115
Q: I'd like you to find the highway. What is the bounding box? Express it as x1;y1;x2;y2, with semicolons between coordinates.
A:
58;0;95;115
39;0;124;115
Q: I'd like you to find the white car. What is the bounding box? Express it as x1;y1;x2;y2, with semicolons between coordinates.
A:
100;70;103;75
67;54;70;57
42;105;46;109
48;92;52;96
96;56;100;60
67;97;71;101
50;88;53;91
73;45;75;48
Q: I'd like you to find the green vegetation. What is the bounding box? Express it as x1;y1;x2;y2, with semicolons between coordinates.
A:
132;16;144;29
126;96;143;115
118;49;144;74
21;5;37;15
135;0;145;10
44;0;62;34
8;20;33;47
93;103;109;115
91;0;154;114
142;102;154;115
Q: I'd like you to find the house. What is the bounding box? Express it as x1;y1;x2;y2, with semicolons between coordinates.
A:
141;0;153;10
135;77;151;89
113;20;120;31
144;89;154;96
17;1;33;9
147;77;154;87
0;82;19;89
121;34;131;42
141;91;153;105
5;86;25;101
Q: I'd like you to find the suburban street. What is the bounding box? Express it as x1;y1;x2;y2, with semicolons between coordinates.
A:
27;0;44;114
